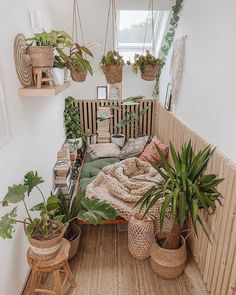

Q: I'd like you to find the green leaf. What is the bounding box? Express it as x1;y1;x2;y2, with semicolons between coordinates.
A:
160;193;173;230
3;185;28;204
24;171;44;195
179;192;186;226
0;208;17;239
78;198;118;224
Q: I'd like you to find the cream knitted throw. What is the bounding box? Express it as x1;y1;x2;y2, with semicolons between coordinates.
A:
86;157;167;223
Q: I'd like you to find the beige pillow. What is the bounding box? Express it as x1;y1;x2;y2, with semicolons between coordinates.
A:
87;143;121;160
120;136;149;159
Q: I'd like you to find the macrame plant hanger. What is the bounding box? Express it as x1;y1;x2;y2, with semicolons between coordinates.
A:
72;0;85;46
142;0;155;55
104;0;119;54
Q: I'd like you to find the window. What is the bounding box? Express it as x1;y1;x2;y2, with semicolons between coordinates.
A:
117;10;169;62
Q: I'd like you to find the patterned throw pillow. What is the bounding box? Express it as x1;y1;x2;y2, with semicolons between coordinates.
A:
139;136;168;165
119;136;150;159
87;143;121;160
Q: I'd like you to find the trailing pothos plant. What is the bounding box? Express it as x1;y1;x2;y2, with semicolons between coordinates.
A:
64;96;82;140
135;141;223;250
131;50;163;75
0;171;62;240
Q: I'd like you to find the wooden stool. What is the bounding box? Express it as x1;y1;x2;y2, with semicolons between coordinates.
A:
27;239;76;295
33;67;55;89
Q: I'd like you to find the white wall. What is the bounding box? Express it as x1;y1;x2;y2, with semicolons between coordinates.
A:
159;0;236;162
0;1;71;294
48;0;174;99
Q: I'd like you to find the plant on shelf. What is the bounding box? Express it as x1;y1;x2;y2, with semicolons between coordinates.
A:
100;50;124;84
135;141;223;278
26;30;73;69
53;55;66;85
131;50;163;81
0;171;65;260
56;189;117;259
57;43;93;82
64;96;84;150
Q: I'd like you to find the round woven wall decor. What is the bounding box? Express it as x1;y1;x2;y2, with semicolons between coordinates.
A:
14;34;33;86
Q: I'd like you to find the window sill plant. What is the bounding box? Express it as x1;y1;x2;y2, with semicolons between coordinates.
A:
135;141;223;278
100;50;124;84
131;50;163;81
0;171;66;260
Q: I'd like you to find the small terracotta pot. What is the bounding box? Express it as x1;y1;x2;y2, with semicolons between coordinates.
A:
150;231;187;279
28;46;54;68
102;64;123;84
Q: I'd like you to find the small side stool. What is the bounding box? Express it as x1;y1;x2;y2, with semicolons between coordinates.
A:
27;238;76;295
33;67;55;89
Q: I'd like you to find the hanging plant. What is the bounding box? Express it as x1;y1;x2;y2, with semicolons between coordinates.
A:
131;50;163;81
153;0;184;97
100;50;124;84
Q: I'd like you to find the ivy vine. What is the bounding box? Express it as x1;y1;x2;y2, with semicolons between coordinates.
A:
153;0;184;97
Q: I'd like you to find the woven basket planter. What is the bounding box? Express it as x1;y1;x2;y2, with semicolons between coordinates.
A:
28;46;54;68
150;232;187;279
141;64;160;81
71;68;87;82
102;64;123;84
67;223;81;261
128;213;154;260
25;223;66;261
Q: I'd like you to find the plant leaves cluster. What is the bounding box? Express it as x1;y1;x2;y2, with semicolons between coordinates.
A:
64;96;82;140
132;50;163;74
100;50;124;68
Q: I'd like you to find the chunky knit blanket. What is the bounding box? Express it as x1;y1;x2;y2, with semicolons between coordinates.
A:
86;157;164;221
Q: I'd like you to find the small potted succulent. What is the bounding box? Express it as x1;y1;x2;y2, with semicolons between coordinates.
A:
57;43;93;82
131;50;163;81
26;30;72;70
64;96;83;150
100;50;124;84
0;171;66;260
135;141;223;278
56;190;118;260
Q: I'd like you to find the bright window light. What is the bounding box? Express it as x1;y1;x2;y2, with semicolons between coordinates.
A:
117;10;169;62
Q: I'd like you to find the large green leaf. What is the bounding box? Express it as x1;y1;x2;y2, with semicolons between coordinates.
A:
78;198;117;224
0;208;17;239
3;185;28;204
24;171;44;195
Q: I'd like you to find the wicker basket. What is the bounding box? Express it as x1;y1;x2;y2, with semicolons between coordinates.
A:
141;64;160;81
28;46;54;68
25;223;67;261
102;64;123;84
67;223;81;260
150;232;187;279
71;68;87;82
128;213;154;260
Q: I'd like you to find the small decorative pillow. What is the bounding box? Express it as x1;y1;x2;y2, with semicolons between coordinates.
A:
119;136;149;159
139;136;168;165
87;143;121;160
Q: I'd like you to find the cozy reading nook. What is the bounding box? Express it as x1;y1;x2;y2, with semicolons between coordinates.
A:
0;1;236;295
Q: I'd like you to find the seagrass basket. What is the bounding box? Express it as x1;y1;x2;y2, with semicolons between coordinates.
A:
141;64;160;81
28;46;54;68
128;213;154;260
71;68;87;82
102;64;123;84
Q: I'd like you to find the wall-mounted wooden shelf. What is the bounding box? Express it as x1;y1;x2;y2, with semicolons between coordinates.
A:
18;81;71;97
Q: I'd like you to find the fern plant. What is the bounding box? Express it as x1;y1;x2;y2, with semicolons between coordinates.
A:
135;141;223;250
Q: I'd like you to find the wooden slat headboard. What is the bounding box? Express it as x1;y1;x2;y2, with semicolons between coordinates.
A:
73;98;158;140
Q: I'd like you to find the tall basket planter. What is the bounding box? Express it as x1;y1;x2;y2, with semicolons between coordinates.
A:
128;213;154;260
28;46;54;68
141;64;160;81
102;64;123;84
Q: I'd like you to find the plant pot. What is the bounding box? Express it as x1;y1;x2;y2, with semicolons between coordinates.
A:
70;68;87;82
128;213;154;260
64;68;70;81
102;64;123;84
111;134;125;147
141;64;160;81
65;223;81;261
28;46;54;68
26;223;66;261
53;68;65;85
67;137;83;150
150;232;187;279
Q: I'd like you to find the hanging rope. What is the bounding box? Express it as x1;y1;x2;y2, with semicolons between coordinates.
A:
103;0;119;54
72;0;85;44
142;0;155;55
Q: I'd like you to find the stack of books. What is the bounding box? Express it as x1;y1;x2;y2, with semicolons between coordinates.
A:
97;107;111;143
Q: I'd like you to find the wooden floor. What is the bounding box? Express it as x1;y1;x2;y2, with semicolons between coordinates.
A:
25;225;208;295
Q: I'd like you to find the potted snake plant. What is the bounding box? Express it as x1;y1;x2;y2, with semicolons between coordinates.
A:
135;141;223;278
100;50;124;84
